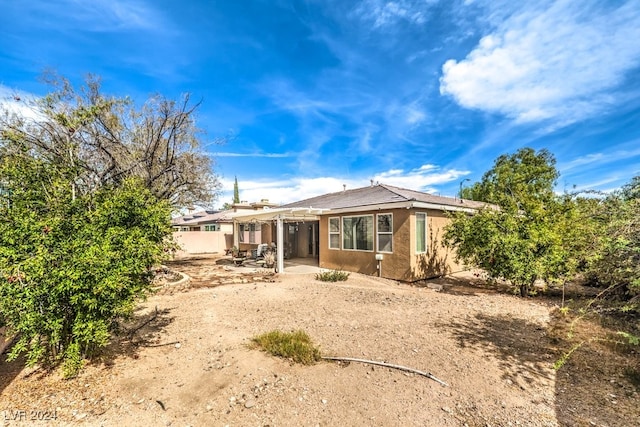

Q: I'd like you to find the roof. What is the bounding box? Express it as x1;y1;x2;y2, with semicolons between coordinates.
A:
171;209;236;226
280;183;488;211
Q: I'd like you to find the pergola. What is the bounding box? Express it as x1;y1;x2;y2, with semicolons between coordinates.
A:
232;207;328;272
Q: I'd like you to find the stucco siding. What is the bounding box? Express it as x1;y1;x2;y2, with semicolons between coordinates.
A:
319;208;464;281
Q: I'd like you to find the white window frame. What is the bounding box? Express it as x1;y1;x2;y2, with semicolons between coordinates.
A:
376;213;393;253
342;215;374;252
416;212;428;254
328;217;340;250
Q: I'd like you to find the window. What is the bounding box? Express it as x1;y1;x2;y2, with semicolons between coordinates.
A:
377;213;393;253
180;226;189;232
416;212;428;253
204;224;220;231
239;223;261;243
329;217;340;249
343;215;373;251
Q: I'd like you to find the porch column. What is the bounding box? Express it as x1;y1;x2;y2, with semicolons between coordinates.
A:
276;215;284;273
233;220;239;248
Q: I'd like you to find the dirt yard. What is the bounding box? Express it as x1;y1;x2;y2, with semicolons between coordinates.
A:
1;255;638;426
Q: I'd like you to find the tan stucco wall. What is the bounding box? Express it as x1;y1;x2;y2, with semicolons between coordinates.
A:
173;225;233;254
407;210;465;281
318;208;464;282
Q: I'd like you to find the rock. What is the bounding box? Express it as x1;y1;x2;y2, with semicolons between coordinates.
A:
175;343;181;349
244;399;256;408
442;406;452;414
321;399;328;404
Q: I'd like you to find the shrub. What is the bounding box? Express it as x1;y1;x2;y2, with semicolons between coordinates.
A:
251;330;321;365
0;157;173;377
315;270;350;282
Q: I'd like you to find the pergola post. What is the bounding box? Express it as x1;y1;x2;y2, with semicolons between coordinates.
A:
233;220;239;248
276;215;284;273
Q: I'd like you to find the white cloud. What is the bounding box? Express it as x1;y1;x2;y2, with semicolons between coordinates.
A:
559;143;640;173
353;0;435;28
0;85;44;122
30;0;167;32
216;163;470;207
440;1;640;124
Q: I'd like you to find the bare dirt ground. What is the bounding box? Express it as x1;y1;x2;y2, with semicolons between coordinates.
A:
1;255;638;426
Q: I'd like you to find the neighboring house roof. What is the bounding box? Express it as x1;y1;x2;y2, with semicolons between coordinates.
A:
172;209;235;226
280;183;488;212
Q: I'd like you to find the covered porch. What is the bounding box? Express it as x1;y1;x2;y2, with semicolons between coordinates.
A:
232;207;326;273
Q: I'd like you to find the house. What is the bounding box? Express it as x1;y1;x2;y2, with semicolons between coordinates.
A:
232;183;487;281
171;200;279;254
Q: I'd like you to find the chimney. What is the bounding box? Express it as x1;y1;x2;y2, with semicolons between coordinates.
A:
370;179;374;187
343;184;346;192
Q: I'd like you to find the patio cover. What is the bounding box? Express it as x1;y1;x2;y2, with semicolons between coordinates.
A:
232;207;328;272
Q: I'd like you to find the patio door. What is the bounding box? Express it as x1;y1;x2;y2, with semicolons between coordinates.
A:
287;224;297;258
308;222;319;257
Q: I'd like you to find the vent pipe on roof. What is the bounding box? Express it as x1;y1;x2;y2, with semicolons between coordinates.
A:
343;184;346;192
370;179;374;187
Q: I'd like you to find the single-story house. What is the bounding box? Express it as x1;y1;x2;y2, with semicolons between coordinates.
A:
232;183;487;281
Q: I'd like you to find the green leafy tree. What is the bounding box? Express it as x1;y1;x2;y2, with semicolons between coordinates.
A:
587;176;640;303
0;149;172;375
0;80;185;376
444;148;580;296
233;176;240;204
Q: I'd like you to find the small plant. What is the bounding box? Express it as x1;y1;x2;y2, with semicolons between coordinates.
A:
263;250;275;267
251;330;321;365
315;270;350;282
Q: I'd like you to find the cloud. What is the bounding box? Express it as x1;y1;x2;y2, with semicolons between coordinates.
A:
216;163;470;206
24;0;168;32
440;1;640;124
0;85;45;122
353;0;435;28
559;143;640;173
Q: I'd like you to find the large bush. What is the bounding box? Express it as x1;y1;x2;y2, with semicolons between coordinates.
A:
0;152;172;376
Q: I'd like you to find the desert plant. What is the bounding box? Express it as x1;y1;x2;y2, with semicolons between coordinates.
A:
251;330;321;365
315;270;350;282
263;250;275;267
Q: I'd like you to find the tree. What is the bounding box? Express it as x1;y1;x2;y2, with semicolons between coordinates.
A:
0;145;173;375
233;176;240;203
0;75;199;376
586;176;640;302
0;73;220;209
444;148;580;296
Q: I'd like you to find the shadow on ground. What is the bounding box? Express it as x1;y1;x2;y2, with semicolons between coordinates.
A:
96;306;177;369
549;309;640;427
441;313;554;387
0;352;23;396
0;306;176;395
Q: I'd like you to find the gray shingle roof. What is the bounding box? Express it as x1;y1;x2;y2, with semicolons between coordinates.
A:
171;209;233;226
281;184;487;210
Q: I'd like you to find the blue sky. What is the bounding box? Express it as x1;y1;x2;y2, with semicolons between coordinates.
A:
1;0;639;207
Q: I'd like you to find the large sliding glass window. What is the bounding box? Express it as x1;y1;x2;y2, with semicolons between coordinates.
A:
342;215;374;251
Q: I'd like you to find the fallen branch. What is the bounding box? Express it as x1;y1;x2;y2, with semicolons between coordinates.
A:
322;356;448;387
128;306;159;337
143;341;180;348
